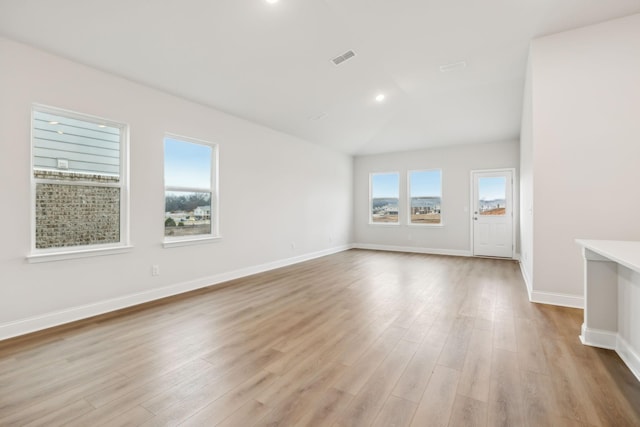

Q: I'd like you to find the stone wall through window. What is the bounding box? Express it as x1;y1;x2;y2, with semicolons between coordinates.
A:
34;171;120;249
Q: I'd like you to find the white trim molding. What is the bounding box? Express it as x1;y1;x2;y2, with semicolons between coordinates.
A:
617;335;640;383
27;245;134;263
580;325;640;382
0;244;352;341
530;289;584;309
353;243;471;257
517;262;584;309
580;323;617;349
519;261;533;299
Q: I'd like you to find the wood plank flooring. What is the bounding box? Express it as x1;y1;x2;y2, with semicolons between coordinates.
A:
1;249;639;426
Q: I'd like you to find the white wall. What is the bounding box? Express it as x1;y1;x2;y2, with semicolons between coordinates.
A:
354;141;520;255
525;13;640;306
0;38;353;339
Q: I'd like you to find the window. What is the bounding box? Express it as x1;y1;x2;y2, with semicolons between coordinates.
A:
30;105;129;259
164;135;219;245
408;169;442;225
478;176;506;216
370;172;399;224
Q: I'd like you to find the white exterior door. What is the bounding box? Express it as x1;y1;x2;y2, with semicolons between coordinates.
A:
472;170;514;258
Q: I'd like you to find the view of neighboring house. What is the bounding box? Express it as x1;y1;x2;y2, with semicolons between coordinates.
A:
193;205;211;219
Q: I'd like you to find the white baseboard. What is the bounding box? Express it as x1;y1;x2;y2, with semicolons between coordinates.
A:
519;261;533;300
517;261;584;309
580;324;640;383
353;243;472;258
530;289;584;309
617;335;640;383
579;323;617;349
0;244;352;341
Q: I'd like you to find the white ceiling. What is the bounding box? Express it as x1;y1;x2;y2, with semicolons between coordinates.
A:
1;0;639;155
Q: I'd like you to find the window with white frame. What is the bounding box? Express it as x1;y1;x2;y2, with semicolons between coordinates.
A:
164;135;218;243
31;105;129;256
370;172;399;224
408;169;442;225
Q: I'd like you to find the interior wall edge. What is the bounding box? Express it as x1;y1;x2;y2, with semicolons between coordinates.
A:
519;260;533;300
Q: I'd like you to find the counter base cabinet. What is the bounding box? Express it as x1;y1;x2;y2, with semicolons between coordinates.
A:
577;240;640;382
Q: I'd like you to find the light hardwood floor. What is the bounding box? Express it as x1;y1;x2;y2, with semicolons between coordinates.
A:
1;249;639;426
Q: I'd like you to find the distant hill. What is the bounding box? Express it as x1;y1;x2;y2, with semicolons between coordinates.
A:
372;198;398;208
479;199;505;211
411;196;441;208
166;192;211;212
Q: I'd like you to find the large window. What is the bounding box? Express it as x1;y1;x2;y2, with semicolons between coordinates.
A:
408;169;442;225
164;135;218;244
370;172;399;224
30;105;129;259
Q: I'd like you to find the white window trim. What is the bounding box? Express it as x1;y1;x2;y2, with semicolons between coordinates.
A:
163;235;222;249
163;133;220;247
407;223;444;228
27;244;134;264
368;171;401;226
28;104;131;262
407;168;444;227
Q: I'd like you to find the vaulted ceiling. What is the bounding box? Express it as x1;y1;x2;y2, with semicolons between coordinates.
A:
1;0;639;155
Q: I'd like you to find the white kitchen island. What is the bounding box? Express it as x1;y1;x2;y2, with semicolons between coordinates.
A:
576;239;640;381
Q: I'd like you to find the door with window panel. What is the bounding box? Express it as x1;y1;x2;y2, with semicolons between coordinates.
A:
472;170;513;258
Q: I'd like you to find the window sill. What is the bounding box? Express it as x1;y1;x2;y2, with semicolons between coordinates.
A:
163;235;222;248
407;223;444;228
368;223;401;227
27;245;133;263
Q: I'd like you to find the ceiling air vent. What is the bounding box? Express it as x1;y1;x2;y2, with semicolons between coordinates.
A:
331;50;356;66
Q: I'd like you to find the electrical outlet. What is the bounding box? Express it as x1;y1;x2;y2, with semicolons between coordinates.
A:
152;265;160;276
290;242;296;250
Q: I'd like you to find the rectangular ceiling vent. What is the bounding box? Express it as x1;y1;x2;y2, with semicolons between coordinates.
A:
331;50;356;66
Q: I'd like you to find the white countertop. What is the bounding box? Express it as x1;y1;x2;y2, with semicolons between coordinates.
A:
576;239;640;273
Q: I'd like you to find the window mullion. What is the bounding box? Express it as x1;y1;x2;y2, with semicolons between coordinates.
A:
164;185;211;193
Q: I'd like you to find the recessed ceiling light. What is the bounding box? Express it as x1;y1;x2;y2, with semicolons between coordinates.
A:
98;124;106;128
375;94;385;103
48;121;59;125
265;0;279;4
57;130;64;134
